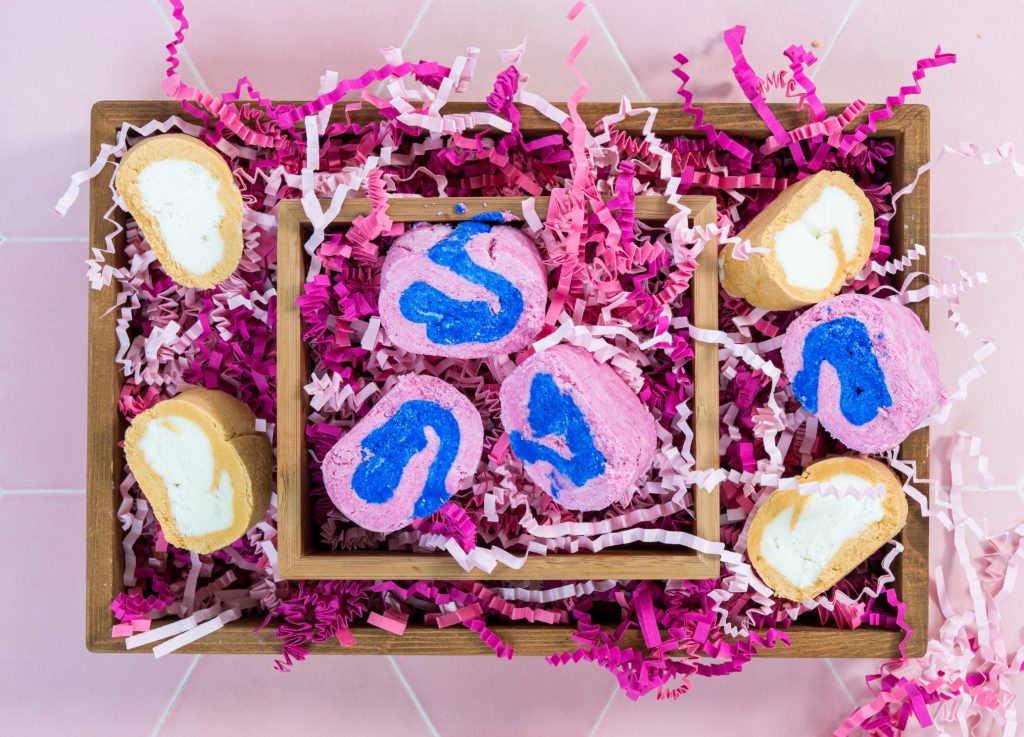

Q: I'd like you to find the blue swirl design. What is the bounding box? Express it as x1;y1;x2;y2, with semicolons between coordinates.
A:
351;400;461;518
399;212;525;346
792;316;893;426
509;373;606;496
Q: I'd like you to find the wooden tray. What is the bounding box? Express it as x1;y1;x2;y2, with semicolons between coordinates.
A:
87;101;930;658
276;195;720;581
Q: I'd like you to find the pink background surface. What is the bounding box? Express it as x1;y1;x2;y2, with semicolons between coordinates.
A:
1;1;1022;735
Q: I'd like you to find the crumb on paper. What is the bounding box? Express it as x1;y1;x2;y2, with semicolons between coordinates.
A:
811;38;822;48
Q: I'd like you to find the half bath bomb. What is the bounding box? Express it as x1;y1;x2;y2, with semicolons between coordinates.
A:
722;170;874;310
781;293;944;453
747;456;909;601
322;375;484;533
124;387;273;553
115;133;244;289
378;213;547;358
499;344;658;512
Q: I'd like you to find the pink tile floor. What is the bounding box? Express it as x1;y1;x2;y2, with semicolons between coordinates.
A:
1;0;1022;734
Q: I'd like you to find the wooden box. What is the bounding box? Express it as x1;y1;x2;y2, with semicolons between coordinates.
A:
87;101;930;658
276;195;721;581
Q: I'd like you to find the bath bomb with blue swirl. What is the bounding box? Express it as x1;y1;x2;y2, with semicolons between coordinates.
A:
322;375;484;533
499;344;658;512
378;214;547;358
722;171;874;310
781;294;944;453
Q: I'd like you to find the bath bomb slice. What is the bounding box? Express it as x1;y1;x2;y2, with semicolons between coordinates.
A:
722;170;874;310
499;344;658;512
115;133;244;288
747;456;909;601
322;375;484;533
124;387;273;554
379;212;547;358
781;293;944;453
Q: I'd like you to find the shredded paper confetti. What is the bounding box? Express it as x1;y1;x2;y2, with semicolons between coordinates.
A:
56;0;1024;728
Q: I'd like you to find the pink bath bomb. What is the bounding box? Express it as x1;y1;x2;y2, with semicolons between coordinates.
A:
378;214;547;358
322;375;484;533
781;293;945;454
499;344;658;512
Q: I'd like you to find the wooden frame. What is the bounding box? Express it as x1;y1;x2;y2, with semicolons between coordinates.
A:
276;195;720;581
87;101;929;659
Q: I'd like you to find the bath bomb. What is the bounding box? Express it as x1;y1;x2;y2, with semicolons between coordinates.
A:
722;170;874;310
747;456;909;601
125;387;273;553
378;212;547;358
115;133;244;288
499;344;658;512
322;375;484;533
781;293;944;454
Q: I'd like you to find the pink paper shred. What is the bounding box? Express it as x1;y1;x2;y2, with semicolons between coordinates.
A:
57;1;1023;717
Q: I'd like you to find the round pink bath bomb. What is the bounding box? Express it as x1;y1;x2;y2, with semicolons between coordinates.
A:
781;293;945;454
499;344;658;512
378;214;547;358
322;375;484;533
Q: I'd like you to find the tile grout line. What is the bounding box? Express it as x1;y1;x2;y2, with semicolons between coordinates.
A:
588;3;648;102
825;658;859;708
808;0;862;80
373;0;435;97
586;684;619;737
146;0;210;91
2;236;90;243
932;231;1019;239
387;656;442;737
150;654;202;737
1;489;86;495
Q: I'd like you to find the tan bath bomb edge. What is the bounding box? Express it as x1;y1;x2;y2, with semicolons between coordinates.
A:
721;170;874;310
747;456;908;602
125;387;272;554
115;133;243;288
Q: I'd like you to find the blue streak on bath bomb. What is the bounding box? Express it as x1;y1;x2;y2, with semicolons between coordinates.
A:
351;400;461;518
792;316;893;426
509;373;605;496
399;213;524;346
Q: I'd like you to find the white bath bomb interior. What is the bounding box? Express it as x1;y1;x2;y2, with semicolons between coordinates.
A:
136;159;226;276
759;473;884;589
773;185;863;290
137;414;234;537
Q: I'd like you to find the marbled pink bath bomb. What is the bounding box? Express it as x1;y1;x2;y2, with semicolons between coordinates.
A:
322;375;484;533
378;214;547;358
499;344;658;512
781;293;945;454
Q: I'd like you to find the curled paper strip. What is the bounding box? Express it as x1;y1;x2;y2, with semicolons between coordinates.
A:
70;1;970;694
832;434;1022;737
776;476;888;500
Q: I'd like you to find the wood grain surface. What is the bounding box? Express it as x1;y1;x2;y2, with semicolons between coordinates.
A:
87;100;930;658
277;195;721;581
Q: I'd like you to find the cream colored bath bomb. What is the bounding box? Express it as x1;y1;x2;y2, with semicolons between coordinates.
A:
721;170;874;311
115;134;243;288
125;387;272;553
747;456;908;602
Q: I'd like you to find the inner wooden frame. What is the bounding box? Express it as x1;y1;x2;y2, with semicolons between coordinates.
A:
277;195;721;581
86;101;929;658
